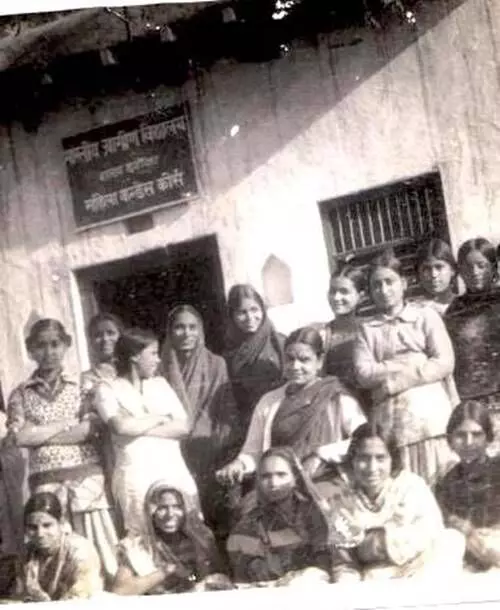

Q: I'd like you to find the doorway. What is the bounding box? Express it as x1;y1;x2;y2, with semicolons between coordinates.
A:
76;234;227;354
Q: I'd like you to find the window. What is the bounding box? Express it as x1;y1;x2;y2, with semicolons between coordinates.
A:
319;172;451;306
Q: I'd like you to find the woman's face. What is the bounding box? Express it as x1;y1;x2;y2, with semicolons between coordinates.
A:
29;329;68;372
153;490;185;534
25;511;62;554
460;250;494;293
259;455;296;503
232;297;264;335
284;342;323;387
449;418;488;463
91;319;121;360
370;267;406;313
170;311;200;354
351;437;392;498
328;277;361;317
132;341;160;379
419;257;455;297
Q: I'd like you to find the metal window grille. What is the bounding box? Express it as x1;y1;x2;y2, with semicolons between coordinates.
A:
319;172;451;308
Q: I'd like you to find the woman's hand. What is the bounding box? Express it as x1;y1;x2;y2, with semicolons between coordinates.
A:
24;561;50;602
302;454;323;479
216;459;246;485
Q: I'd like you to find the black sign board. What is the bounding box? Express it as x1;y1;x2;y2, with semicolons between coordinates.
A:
62;104;199;230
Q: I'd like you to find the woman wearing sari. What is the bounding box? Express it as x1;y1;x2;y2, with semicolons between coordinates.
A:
445;238;500;411
217;327;366;486
318;423;465;583
227;447;332;586
112;480;232;595
14;492;103;602
224;284;285;440
161;305;240;540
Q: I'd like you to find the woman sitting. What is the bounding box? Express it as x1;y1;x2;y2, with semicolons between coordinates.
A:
318;423;465;582
217;326;366;486
436;401;500;572
227;447;332;586
112;481;231;595
14;492;103;602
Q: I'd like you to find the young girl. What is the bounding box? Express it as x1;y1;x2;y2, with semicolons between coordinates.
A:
436;401;500;572
322;262;365;387
224;284;285;441
7;319;118;580
353;249;459;487
94;328;199;538
445;238;500;407
415;239;457;316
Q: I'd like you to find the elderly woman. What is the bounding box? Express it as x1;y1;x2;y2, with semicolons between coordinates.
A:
14;492;103;602
112;480;232;595
318;423;465;583
227;447;332;586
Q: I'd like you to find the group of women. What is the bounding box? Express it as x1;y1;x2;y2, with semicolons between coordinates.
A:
3;234;500;601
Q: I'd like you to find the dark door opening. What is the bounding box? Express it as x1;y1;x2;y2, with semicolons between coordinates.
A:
76;234;227;354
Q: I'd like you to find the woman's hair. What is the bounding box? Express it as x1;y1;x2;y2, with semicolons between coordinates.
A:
149;484;185;510
329;260;366;294
25;319;72;352
227;284;266;320
24;492;63;525
115;327;158;376
345;422;403;476
166;304;204;336
457;238;497;268
415;238;458;274
367;248;403;284
446;400;495;443
87;312;124;338
284;326;324;358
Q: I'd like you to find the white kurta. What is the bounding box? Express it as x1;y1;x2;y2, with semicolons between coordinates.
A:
95;376;198;537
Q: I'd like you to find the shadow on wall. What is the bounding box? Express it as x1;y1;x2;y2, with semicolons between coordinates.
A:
192;0;470;198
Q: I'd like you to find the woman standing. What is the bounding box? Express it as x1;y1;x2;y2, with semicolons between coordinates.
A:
217;326;366;485
414;239;458;316
6;318;118;581
319;423;464;583
161;305;240;540
81;313;123;531
436;401;500;572
321;262;370;411
112;480;231;595
14;492;103;601
94;327;199;538
224;284;285;440
353;249;459;487
445;238;500;409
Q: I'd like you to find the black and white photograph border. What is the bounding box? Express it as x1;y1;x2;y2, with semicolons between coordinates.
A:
1;0;500;607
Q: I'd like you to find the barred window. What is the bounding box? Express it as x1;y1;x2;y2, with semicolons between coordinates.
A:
319;172;451;306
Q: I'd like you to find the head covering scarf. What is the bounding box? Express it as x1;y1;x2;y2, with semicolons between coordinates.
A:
161;305;227;431
228;447;332;583
122;480;225;585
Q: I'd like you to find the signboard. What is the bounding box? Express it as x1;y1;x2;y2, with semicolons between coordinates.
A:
62;104;199;230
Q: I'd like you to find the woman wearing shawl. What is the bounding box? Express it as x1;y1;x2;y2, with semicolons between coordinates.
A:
14;492;103;602
227;447;332;586
161;305;240;540
217;327;366;487
224;285;285;440
112;480;232;595
317;423;465;583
